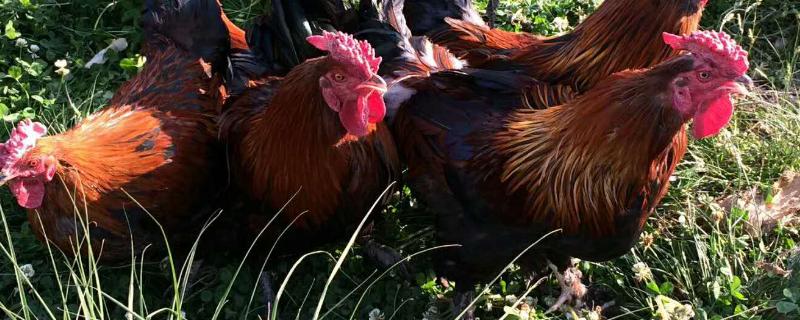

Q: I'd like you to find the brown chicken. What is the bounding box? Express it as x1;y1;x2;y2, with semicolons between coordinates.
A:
392;29;751;318
422;0;708;100
220;28;400;316
0;0;231;261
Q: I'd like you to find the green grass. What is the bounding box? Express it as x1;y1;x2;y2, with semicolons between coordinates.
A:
1;0;799;319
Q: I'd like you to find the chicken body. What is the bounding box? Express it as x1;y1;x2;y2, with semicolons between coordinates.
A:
220;60;399;252
0;0;232;261
393;30;750;317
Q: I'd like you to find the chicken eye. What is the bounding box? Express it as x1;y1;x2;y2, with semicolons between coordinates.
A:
333;73;346;82
698;71;711;80
27;159;39;168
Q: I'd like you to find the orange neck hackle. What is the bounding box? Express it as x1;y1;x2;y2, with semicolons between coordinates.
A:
482;60;694;236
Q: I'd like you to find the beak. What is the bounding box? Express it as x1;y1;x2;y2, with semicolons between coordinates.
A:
356;74;388;94
730;74;753;95
736;74;753;87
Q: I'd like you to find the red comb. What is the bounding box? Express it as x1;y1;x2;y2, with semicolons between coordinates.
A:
307;31;382;77
662;30;749;75
0;120;47;169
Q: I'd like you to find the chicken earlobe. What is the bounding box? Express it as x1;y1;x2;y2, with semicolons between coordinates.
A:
320;77;342;112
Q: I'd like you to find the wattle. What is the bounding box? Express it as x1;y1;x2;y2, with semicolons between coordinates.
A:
10;178;45;209
692;94;734;139
366;91;386;123
340;92;386;137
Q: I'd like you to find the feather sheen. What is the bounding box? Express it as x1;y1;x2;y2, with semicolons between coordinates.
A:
480;69;688;236
220;57;400;232
25;44;224;260
432;0;703;93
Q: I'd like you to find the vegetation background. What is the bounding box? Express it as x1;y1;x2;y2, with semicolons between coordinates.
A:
0;0;798;319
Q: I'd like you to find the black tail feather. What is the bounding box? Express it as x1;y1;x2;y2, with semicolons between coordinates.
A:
401;0;486;36
244;0;357;77
352;0;411;74
357;0;464;76
142;0;229;69
227;0;350;96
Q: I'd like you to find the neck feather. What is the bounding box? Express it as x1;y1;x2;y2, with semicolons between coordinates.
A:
33;107;174;199
484;64;690;235
236;58;363;223
251;58;348;146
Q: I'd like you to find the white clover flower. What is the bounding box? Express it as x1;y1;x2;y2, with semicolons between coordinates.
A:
674;304;695;320
632;262;653;282
54;59;70;76
368;308;383;320
587;310;601;320
15;38;28;47
656;295;696;319
55;67;70;76
553;16;570;31
29;44;40;52
20;264;34;279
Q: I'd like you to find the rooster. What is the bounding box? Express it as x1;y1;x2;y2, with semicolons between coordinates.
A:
0;0;232;261
392;29;751;318
220;14;401;314
422;0;708;103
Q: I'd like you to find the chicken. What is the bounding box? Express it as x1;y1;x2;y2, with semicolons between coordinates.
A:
392;30;751;318
220;21;400;317
0;0;231;261
424;0;708;101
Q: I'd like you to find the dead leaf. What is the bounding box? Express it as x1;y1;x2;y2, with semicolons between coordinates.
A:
756;261;792;277
717;171;800;234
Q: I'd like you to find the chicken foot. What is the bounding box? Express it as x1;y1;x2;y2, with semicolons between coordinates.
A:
361;238;413;281
359;222;412;281
546;260;587;313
